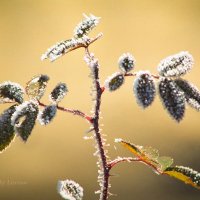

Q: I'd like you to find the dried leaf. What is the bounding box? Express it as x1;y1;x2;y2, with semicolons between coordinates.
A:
164;166;200;189
38;105;57;125
57;179;84;200
159;78;185;122
134;71;156;108
0;81;24;104
105;72;125;91
50;83;68;103
0;105;17;152
26;74;49;100
157;51;193;77
11;101;39;142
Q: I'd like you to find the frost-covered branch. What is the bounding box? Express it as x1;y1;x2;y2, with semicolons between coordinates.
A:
38;101;93;123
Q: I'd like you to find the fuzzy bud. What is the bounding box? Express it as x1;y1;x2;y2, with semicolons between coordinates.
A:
38;105;57;125
11;101;39;142
118;53;135;73
105;72;125;92
0;81;24;104
158;51;193;77
41;38;88;62
50;83;68;104
134;71;156;108
0;105;17;152
175;78;200;111
159;78;185;122
57;179;83;200
74;14;100;38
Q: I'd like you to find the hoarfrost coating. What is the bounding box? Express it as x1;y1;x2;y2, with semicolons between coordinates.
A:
157;51;193;77
57;179;83;200
74;14;100;38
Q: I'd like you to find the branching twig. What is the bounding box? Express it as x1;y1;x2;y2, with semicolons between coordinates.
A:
38;101;93;123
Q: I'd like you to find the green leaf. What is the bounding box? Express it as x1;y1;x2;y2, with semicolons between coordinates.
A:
11;101;39;142
26;74;49;100
0;81;24;104
0;105;17;152
141;146;159;161
115;138;173;173
157;156;173;171
164;166;200;189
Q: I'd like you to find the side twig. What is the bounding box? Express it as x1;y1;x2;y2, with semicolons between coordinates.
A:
38;101;93;123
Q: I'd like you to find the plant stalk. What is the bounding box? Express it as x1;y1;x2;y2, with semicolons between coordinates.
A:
86;47;110;200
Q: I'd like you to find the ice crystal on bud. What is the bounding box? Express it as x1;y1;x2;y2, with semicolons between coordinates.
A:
74;14;100;38
0;105;17;152
118;53;135;73
11;101;39;141
38;105;57;125
134;71;156;108
159;78;185;122
105;72;125;91
57;179;83;200
50;83;68;103
175;79;200;111
158;51;193;77
0;81;24;104
41;38;89;62
26;74;49;100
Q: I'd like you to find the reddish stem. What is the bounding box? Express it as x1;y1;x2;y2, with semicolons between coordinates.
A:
124;72;160;79
109;156;162;175
108;157;140;169
38;101;93;123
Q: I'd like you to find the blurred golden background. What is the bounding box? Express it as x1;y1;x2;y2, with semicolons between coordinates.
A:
0;0;200;199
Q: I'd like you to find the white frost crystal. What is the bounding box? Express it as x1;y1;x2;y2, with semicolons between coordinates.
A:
157;51;194;77
104;72;125;91
118;53;135;73
57;179;83;200
74;14;100;38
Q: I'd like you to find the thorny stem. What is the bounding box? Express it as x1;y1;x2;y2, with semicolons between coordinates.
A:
38;101;93;123
40;34;162;199
85;47;110;200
